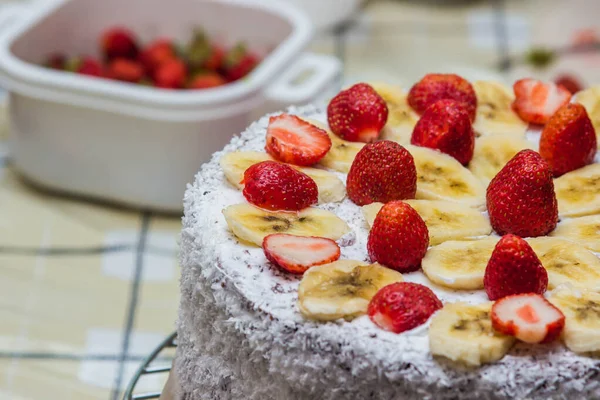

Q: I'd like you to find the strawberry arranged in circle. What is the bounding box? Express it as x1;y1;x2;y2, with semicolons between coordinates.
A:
486;149;558;237
368;282;442;333
346;140;417;206
484;234;548;301
407;73;477;121
262;234;340;275
512;78;572;125
242;161;318;211
491;293;565;344
327;83;389;142
411;99;475;165
101;27;139;61
266;114;332;166
367;200;429;272
539;103;597;177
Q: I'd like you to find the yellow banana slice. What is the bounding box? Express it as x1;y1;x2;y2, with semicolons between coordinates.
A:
549;287;600;353
554;163;600;218
469;135;534;185
429;302;515;366
574;85;600;148
422;237;500;290
370;82;419;145
362;200;491;245
526;237;600;290
298;260;403;321
407;144;486;207
550;215;600;252
472;81;528;138
222;204;350;247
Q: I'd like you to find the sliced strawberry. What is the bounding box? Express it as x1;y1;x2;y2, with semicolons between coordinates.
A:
368;282;442;333
242;161;318;211
327;83;388;142
266;114;332;166
262;234;340;274
512;78;572;125
491;293;565;344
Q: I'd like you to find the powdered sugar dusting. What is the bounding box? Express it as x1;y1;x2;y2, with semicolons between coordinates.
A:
177;105;600;399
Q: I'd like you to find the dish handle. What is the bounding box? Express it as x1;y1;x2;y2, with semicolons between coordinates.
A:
262;52;341;111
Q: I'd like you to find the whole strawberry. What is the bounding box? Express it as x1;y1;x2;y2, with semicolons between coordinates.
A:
539;103;597;177
155;59;187;89
45;53;66;70
487;149;558;237
223;43;259;81
407;73;477;121
411;99;475;165
347;140;417;206
139;39;176;77
368;282;442;333
106;59;144;83
242;161;318;211
66;56;103;77
101;27;139;60
367;200;429;272
327;83;388;142
484;234;548;300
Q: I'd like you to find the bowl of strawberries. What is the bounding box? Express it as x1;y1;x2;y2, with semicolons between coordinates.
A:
0;0;340;212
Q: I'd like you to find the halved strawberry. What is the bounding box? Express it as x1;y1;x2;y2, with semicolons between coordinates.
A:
266;114;332;166
491;293;565;344
262;233;340;274
512;78;572;125
327;83;388;142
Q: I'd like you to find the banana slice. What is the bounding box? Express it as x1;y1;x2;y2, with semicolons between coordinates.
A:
220;151;273;189
526;237;600;290
220;151;346;203
405;144;486;207
574;85;600;147
370;82;419;145
469;135;533;185
422;237;500;290
362;200;491;245
550;215;600;252
298;260;403;321
549;287;600;353
472;81;528;138
305;118;366;173
222;204;351;247
429;302;515;366
554;163;600;218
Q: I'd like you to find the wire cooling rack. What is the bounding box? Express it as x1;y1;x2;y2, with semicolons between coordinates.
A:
123;332;178;400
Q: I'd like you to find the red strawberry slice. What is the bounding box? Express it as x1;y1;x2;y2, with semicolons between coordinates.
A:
346;140;416;206
484;234;548;301
486;149;558;237
266;114;332;166
512;78;572;125
491;293;565;344
410;99;475;165
407;73;477;121
327;83;388;142
262;234;340;275
539;103;597;177
367;200;429;272
368;282;442;333
242;161;318;211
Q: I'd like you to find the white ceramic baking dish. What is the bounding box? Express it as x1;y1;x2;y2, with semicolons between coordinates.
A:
0;0;340;212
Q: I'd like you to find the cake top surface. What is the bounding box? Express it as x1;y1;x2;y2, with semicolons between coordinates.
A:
182;79;600;395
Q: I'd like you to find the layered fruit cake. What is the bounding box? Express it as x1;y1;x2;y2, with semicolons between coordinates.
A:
176;75;600;399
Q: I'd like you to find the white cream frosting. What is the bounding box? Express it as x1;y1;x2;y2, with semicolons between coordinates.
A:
176;105;600;400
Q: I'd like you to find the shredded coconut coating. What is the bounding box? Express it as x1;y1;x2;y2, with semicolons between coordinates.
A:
176;105;600;400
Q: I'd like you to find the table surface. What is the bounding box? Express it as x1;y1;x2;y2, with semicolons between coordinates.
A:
1;0;599;399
